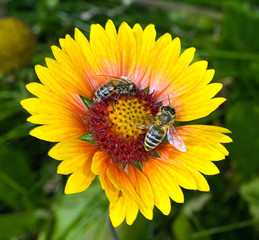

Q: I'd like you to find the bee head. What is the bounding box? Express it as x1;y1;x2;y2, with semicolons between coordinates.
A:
120;77;137;95
128;83;137;95
161;106;176;116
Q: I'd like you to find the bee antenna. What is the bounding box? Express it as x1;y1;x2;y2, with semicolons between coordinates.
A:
167;95;171;106
97;74;120;79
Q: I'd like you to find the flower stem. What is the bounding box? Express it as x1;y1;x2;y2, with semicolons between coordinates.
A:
107;207;119;240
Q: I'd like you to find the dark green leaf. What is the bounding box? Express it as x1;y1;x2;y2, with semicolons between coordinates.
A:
226;100;259;179
240;178;259;219
80;96;93;109
0;211;38;239
143;86;149;93
78;132;96;144
50;182;109;240
172;213;195;240
0;146;36;209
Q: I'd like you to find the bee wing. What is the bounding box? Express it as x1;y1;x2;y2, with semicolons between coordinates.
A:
134;114;155;129
167;126;186;152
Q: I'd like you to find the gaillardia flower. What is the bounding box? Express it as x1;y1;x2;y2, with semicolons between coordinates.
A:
0;17;36;73
21;20;231;227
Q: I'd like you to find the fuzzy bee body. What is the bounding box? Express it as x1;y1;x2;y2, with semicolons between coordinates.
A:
93;76;137;102
144;106;186;152
144;125;166;151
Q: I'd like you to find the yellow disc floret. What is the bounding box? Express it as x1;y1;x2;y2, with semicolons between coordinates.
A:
108;97;151;138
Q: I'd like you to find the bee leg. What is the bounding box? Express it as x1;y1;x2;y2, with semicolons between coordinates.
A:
113;93;121;109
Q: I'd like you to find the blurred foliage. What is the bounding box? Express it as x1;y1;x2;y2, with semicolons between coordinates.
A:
1;0;259;239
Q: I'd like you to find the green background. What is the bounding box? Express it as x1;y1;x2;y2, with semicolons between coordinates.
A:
1;0;259;239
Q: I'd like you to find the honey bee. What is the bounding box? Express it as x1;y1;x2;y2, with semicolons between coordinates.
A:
143;105;186;152
93;76;137;103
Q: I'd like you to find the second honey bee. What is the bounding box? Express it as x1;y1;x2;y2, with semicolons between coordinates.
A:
143;105;186;152
93;76;137;103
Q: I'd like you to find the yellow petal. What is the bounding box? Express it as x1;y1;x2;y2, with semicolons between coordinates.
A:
126;164;154;220
92;151;119;202
46;57;87;97
176;125;232;160
105;20;122;74
143;160;171;215
144;158;184;204
172;60;208;94
90;23;120;77
109;192;139;227
176;97;226;121
106;163;147;214
118;22;137;77
91;151;108;175
170;47;196;80
30;122;86;142
125;196;139;225
25;82;49;99
175;82;223;106
49;140;96;160
174;153;220;175
149;37;181;95
189;168;210;191
132;23;143;44
25;81;87;116
57;154;88;175
35;65;70;99
109;196;127;227
132;24;156;87
64;161;95;194
74;28;102;89
154;33;172;53
151;153;197;190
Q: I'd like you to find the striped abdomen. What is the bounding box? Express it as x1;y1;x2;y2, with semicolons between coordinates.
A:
144;125;166;151
93;81;117;102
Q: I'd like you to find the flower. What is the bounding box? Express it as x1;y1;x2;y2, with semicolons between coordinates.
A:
21;20;232;227
0;17;36;74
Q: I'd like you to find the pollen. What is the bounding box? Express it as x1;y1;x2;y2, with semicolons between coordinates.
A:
108;97;151;138
87;89;161;163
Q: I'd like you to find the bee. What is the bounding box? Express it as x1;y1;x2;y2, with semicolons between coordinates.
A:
143;105;186;152
93;76;137;103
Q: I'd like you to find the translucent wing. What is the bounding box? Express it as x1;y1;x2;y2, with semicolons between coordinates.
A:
167;126;186;152
134;114;155;129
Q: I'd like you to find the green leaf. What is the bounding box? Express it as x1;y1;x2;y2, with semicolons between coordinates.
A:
143;86;149;93
80;96;93;109
78;132;96;144
0;211;38;239
49;182;109;240
0;145;36;209
183;193;211;215
240;178;259;219
226;100;259;179
119;214;153;240
220;1;259;52
172;213;195;240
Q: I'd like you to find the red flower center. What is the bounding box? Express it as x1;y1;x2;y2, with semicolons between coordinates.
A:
87;89;161;163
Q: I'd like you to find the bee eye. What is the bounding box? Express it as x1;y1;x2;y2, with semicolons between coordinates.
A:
170;108;176;115
162;106;176;115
